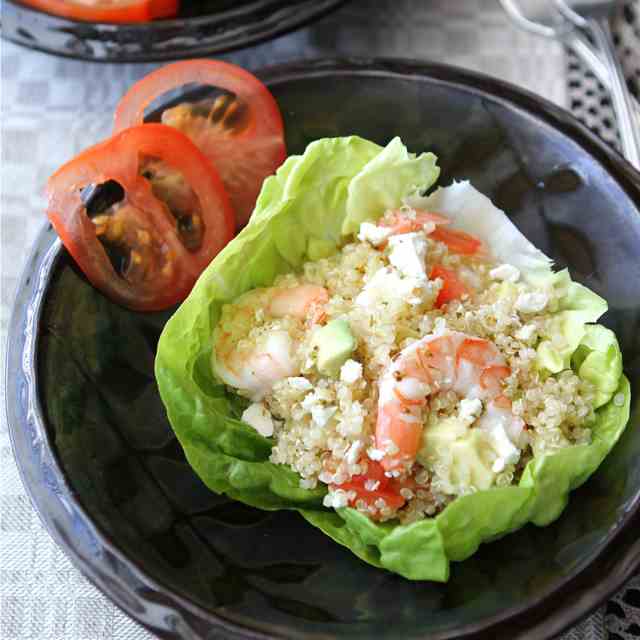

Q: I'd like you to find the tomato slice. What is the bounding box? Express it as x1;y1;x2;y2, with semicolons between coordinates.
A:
429;226;483;255
430;264;469;308
19;0;179;22
333;460;407;515
114;60;286;228
46;123;234;311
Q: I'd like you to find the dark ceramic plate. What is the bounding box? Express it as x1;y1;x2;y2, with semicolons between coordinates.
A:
2;0;346;62
6;58;640;640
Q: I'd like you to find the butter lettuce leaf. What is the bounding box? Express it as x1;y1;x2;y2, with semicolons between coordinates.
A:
342;137;440;235
156;137;629;582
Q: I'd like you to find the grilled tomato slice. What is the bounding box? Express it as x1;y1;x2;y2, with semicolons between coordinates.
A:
19;0;178;23
114;59;286;228
46;123;234;311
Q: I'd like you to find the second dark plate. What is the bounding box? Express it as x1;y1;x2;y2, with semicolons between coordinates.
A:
2;0;347;62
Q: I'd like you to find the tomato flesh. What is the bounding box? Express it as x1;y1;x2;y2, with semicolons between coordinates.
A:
114;60;286;228
429;226;482;255
46;124;234;311
430;264;469;308
333;460;407;515
19;0;179;22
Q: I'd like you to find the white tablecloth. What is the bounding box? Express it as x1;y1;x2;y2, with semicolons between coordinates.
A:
3;1;610;638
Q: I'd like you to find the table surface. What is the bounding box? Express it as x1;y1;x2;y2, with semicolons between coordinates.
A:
0;0;628;638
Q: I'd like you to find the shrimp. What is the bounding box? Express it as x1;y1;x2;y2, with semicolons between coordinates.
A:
375;330;524;473
212;284;328;400
378;208;484;256
379;208;450;236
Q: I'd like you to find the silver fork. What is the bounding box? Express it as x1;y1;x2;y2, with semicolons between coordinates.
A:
555;0;640;167
499;0;621;89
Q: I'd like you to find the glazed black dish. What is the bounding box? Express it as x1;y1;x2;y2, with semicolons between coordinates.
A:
2;0;346;62
7;58;640;639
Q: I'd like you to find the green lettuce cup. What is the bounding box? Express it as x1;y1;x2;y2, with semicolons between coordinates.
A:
155;136;629;581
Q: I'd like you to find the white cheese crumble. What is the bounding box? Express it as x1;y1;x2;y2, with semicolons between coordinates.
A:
515;323;537;342
323;490;350;509
358;222;392;246
396;377;430;401
515;291;548;314
241;402;275;437
614;393;625;407
387;232;428;280
286;376;313;392
476;404;522;472
345;440;363;465
311;405;337;428
489;263;521;282
422;220;436;234
458;397;483;426
340;359;363;384
367;447;385;461
355;267;419;309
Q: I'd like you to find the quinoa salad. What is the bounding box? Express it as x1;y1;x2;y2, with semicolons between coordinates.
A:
157;136;628;580
213;201;602;524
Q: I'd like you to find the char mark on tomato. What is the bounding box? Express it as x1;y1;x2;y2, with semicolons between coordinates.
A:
113;60;287;228
81;179;137;278
46;123;234;311
168;94;250;133
139;155;204;252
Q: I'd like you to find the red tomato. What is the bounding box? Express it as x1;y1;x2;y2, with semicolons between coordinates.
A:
19;0;178;22
114;60;286;228
46;123;234;311
334;460;407;514
430;264;469;308
429;226;482;255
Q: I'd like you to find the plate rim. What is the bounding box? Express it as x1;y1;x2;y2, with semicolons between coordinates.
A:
2;0;348;63
6;56;640;640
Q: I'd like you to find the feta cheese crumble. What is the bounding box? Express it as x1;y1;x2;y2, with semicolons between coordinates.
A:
458;397;483;426
355;267;419;309
387;232;428;280
515;323;537;342
241;402;275;437
489;263;520;282
287;376;313;392
358;222;392;246
515;291;548;314
340;359;363;384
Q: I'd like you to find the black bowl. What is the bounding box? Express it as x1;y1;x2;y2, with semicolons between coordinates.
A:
6;58;640;640
2;0;346;62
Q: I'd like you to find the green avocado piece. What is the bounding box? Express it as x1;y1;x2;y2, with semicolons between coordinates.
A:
417;415;495;492
449;433;495;490
313;319;356;377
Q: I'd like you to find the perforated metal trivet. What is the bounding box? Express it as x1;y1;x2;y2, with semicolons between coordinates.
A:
567;0;640;151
